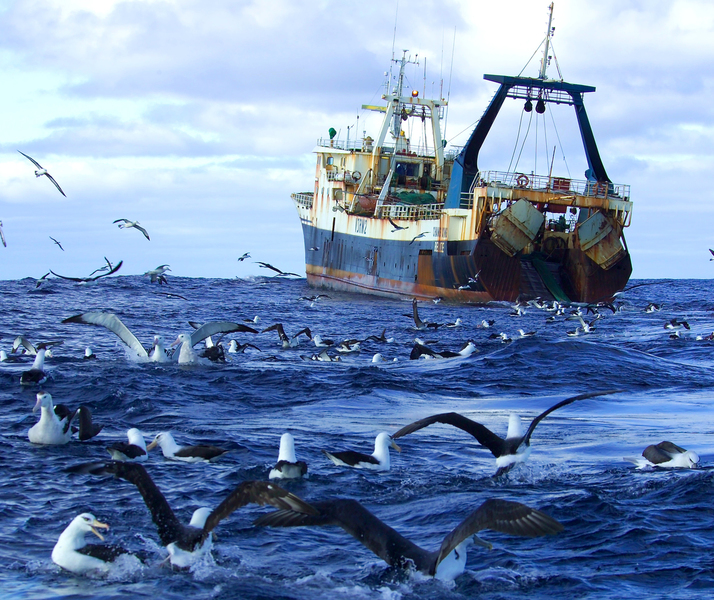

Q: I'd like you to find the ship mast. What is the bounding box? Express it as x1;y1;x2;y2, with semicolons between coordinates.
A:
391;50;419;139
538;2;555;80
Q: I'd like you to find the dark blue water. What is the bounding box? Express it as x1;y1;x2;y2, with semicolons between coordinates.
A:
2;276;714;599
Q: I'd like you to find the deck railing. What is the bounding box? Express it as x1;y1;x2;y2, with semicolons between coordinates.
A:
480;170;630;200
375;203;443;221
291;192;314;209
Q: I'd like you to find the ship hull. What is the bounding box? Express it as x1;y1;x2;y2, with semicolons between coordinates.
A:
301;222;631;304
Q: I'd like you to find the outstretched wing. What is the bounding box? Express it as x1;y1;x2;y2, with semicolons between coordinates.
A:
189;322;258;347
522;389;621;445
203;481;318;535
92;260;123;280
18;150;42;169
392;412;507;458
254;499;426;568
45;174;66;197
435;499;563;570
62;311;148;358
256;262;282;274
134;224;151;240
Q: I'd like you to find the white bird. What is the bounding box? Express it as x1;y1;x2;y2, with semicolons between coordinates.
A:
28;391;75;445
625;441;700;469
323;432;401;471
113;219;150;240
107;428;148;462
52;513;132;575
269;433;308;479
147;431;230;463
0;220;6;247
18;150;66;197
150;335;172;363
144;264;170;283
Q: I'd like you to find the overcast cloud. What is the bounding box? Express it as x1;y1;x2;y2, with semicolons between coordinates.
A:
0;0;712;281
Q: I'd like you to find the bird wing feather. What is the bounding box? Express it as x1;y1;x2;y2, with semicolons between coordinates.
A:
62;311;148;358
435;499;563;570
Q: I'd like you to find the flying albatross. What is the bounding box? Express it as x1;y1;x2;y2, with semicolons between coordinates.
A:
255;497;563;581
52;513;134;575
624;441;700;469
147;431;229;463
51;260;123;283
392;390;620;476
323;431;400;471
67;461;318;568
262;323;312;349
18;150;67;197
113;219;150;240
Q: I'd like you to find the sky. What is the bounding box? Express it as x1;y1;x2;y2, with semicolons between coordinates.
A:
0;0;713;281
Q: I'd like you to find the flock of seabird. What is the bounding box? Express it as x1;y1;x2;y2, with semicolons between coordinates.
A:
5;287;703;583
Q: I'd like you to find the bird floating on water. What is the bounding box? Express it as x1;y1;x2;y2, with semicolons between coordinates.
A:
624;441;700;469
113;219;150;240
52;513;133;575
28;391;76;444
107;428;148;462
269;433;308;480
147;431;230;463
18;150;66;197
323;432;400;471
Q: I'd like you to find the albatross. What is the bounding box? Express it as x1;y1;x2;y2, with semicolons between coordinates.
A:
18;150;66;197
51;260;123;283
28;391;76;445
624;441;700;469
392;390;619;476
52;513;132;575
171;321;258;364
269;433;308;480
113;219;150;240
67;461;318;568
107;428;148;462
323;432;400;471
147;431;229;463
255;497;563;581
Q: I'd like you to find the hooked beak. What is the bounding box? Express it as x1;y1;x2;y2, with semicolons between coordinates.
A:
32;395;44;413
91;519;110;541
170;337;182;348
146;436;159;451
390;438;401;453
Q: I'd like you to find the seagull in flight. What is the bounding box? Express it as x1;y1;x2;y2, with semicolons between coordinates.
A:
18;151;66;197
255;262;300;277
387;216;408;232
49;236;64;251
51;260;123;283
113;219;150;241
409;232;427;245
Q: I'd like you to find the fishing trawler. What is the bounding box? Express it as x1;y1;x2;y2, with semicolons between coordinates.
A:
291;5;632;303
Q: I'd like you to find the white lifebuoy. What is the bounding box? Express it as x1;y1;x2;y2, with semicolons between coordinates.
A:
352;171;362;182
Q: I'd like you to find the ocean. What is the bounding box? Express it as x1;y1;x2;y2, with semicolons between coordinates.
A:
1;276;713;599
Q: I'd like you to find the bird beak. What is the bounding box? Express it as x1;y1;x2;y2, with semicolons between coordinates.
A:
390;438;401;453
91;519;109;541
32;396;43;412
146;439;158;451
